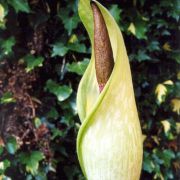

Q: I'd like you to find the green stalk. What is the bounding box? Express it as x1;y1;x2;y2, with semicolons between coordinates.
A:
77;1;143;179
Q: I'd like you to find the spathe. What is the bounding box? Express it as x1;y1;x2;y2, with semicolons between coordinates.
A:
77;0;143;179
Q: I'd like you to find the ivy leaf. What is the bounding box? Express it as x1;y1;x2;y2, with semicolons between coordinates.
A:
128;23;136;35
171;98;180;115
19;151;44;175
127;18;147;39
7;0;30;13
176;123;180;134
152;150;164;165
167;0;180;21
147;41;160;52
0;147;3;156
68;42;86;53
24;55;44;72
159;150;175;168
151;5;162;16
0;4;5;21
47;107;59;119
34;117;42;128
0;92;16;104
155;80;174;104
162;29;171;36
59;12;80;36
68;34;78;43
0;159;10;174
109;5;122;22
163;42;172;51
136;50;151;62
6;137;18;155
66;58;89;75
52;42;86;57
163;80;174;86
161;120;171;134
65;16;80;35
51;43;68;57
169;51;180;64
45;79;72;102
51;128;64;140
155;84;167;104
143;152;154;173
134;18;147;39
174;82;180;97
0;3;6;29
0;36;15;56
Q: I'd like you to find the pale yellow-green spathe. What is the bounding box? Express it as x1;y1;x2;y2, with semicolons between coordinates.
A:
77;0;143;179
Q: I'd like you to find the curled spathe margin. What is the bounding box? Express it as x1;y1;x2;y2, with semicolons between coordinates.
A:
77;0;142;179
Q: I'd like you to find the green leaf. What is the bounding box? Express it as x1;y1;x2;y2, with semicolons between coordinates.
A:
0;159;10;174
155;83;167;104
162;30;171;36
0;147;3;155
0;4;5;21
24;55;44;72
34;117;42;128
147;41;160;52
128;23;136;35
134;19;147;39
68;42;86;53
47;107;59;119
109;5;122;22
0;36;15;56
45;79;72;102
167;0;180;21
127;16;148;39
0;92;16;104
60;115;74;127
52;41;86;57
169;51;180;64
51;128;64;140
136;50;151;62
152;150;164;165
19;151;44;175
65;16;80;35
7;0;30;13
51;43;69;57
59;12;80;35
66;58;89;75
161;150;175;168
143;152;154;173
6;137;18;155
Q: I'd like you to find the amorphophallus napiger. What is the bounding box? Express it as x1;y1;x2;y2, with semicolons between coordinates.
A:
77;0;143;179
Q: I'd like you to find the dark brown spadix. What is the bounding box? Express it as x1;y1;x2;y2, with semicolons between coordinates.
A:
91;2;114;92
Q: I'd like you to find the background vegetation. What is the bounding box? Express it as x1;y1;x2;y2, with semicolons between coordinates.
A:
0;0;179;179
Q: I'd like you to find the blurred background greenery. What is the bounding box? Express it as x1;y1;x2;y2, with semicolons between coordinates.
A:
0;0;179;179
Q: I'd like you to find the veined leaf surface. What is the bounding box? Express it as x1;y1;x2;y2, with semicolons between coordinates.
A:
77;0;143;179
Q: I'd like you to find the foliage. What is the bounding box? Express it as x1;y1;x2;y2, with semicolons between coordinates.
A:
0;0;179;180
